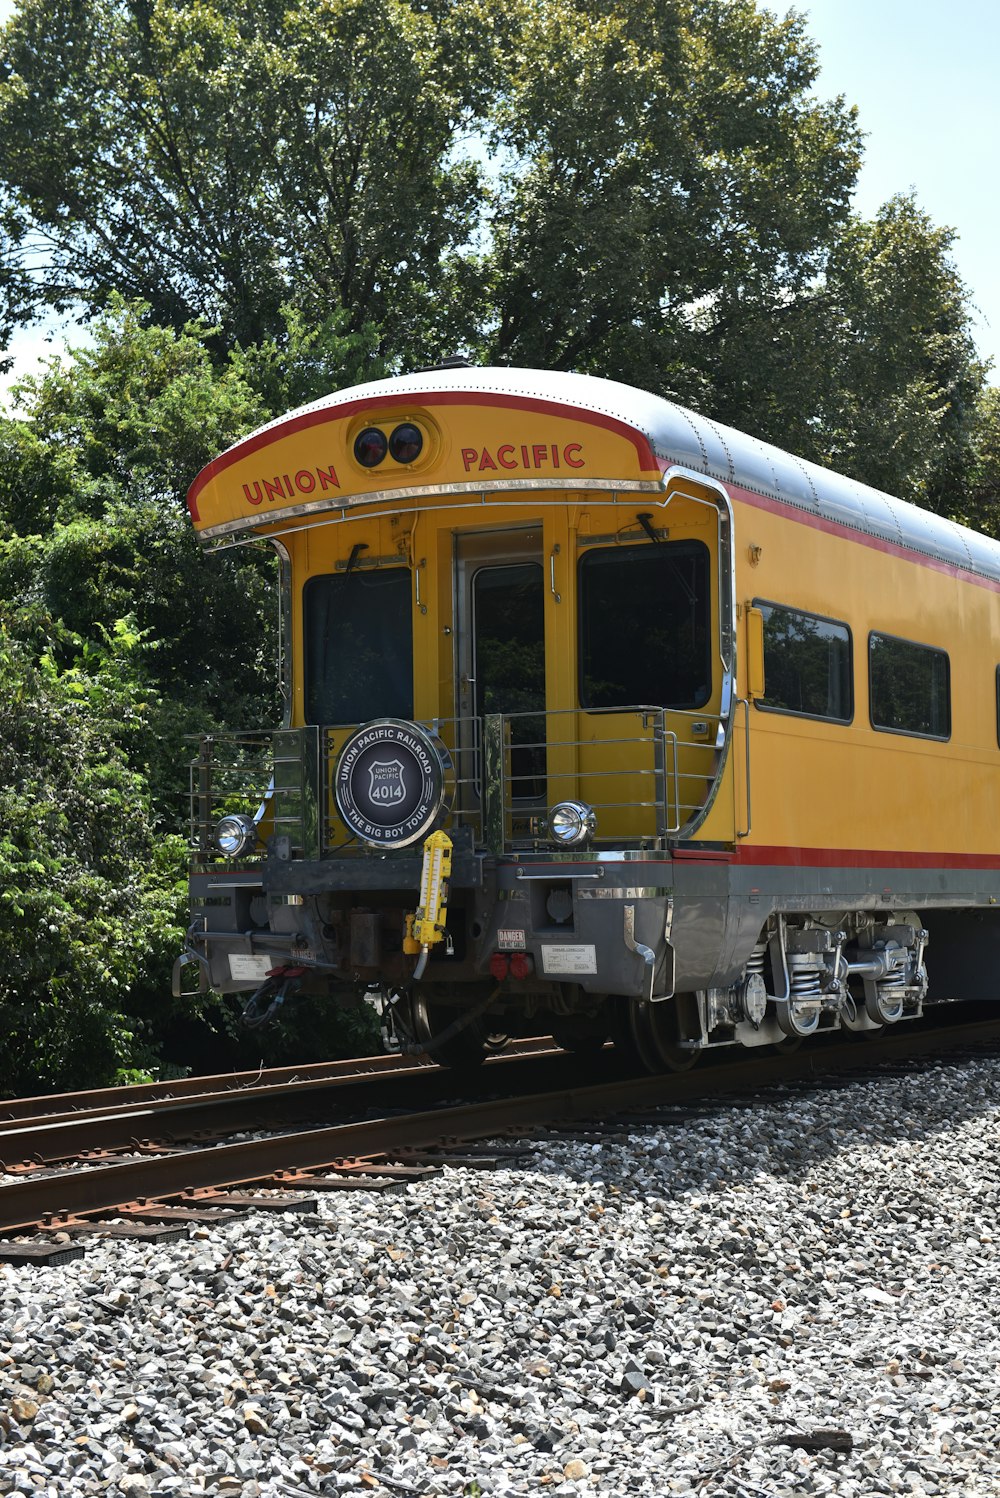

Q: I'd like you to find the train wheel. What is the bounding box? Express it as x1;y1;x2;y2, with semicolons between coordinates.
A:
551;1027;609;1055
551;1002;611;1055
622;996;699;1073
769;1034;803;1055
410;993;486;1069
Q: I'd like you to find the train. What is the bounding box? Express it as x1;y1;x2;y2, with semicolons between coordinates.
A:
173;363;1000;1070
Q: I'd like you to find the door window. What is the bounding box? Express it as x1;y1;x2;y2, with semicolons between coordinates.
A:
472;561;546;799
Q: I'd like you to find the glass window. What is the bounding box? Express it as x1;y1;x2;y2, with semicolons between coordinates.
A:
869;632;950;739
756;603;852;722
579;541;712;710
473;562;546;799
304;569;412;725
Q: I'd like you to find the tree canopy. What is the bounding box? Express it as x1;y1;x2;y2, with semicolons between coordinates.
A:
0;0;490;357
1;0;988;508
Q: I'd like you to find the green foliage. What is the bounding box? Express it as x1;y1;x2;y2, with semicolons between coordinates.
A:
0;294;394;1089
0;627;185;1094
229;305;387;417
2;0;984;508
1;297;264;520
0;0;491;359
802;196;986;509
0;303;285;826
958;386;1000;537
480;0;861;403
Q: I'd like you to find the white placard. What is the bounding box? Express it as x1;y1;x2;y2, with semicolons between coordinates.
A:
540;944;598;976
229;954;276;982
497;928;526;950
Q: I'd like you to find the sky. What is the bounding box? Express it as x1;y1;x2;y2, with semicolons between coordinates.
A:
0;0;998;386
801;0;1000;372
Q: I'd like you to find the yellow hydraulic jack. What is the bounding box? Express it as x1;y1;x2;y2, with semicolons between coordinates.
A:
404;830;453;980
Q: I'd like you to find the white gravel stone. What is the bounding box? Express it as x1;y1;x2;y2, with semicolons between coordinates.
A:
1;1057;1000;1494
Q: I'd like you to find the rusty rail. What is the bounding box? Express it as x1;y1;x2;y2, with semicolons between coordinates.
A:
2;1013;999;1237
0;1041;557;1168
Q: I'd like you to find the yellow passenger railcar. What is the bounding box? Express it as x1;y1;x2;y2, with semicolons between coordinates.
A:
175;366;1000;1069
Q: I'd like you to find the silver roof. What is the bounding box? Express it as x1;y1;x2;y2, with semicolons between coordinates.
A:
237;365;1000;584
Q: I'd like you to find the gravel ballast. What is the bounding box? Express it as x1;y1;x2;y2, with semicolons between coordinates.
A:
2;1056;999;1497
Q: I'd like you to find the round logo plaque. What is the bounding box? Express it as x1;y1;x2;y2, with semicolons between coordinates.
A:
335;719;448;847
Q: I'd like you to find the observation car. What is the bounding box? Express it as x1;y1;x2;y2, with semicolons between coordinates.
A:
174;364;1000;1070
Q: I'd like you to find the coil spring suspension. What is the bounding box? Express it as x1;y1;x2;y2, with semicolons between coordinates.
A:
746;942;767;979
777;953;823;1037
867;964;907;1023
789;961;823;1000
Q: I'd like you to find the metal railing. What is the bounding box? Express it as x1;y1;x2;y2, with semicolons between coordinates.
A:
189;706;725;862
189;727;322;862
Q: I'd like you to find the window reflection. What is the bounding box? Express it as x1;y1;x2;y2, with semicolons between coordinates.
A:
758;603;852;722
304;569;413;725
579;542;712;709
870;632;950;739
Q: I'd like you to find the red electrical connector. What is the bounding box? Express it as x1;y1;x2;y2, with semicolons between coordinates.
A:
489;952;510;980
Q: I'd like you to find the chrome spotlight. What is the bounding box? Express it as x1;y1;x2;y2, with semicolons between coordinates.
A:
548;799;596;848
215;813;258;858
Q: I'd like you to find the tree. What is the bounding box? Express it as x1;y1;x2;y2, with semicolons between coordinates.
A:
0;624;185;1093
476;0;863;411
0;0;985;513
0;298;382;769
0;301;279;819
959;385;1000;537
802;195;986;510
0;0;490;358
0;297;396;1086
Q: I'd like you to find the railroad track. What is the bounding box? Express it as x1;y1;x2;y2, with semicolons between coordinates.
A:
0;1038;560;1170
2;1010;999;1262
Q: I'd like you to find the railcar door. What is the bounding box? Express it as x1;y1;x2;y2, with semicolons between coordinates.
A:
454;527;547;832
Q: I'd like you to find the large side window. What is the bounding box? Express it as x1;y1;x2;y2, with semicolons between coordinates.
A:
304;569;413;725
869;632;950;739
578;541;711;710
755;602;852;723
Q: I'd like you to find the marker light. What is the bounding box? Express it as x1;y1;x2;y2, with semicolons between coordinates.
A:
215;813;258;858
548;800;596;848
354;427;388;467
389;423;424;464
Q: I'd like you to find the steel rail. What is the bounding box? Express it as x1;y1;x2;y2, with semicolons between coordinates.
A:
0;1052;430;1121
3;1014;999;1236
0;1042;559;1167
0;1039;556;1121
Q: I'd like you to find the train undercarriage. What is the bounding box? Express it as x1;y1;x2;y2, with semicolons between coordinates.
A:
179;811;938;1074
369;906;932;1072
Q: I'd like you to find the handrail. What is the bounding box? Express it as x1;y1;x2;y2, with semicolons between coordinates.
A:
736;696;751;838
189;704;727;861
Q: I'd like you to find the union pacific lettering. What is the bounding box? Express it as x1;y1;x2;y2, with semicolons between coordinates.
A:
242;463;340;506
461;442;585;473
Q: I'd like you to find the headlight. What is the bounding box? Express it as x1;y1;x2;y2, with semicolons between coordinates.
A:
389;422;424;464
548;800;596;847
353;427;387;468
215;813;258;858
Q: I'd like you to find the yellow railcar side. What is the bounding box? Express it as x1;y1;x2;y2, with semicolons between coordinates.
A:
731;490;1000;860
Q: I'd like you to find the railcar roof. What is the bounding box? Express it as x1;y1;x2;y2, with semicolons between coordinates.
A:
232;366;1000;583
